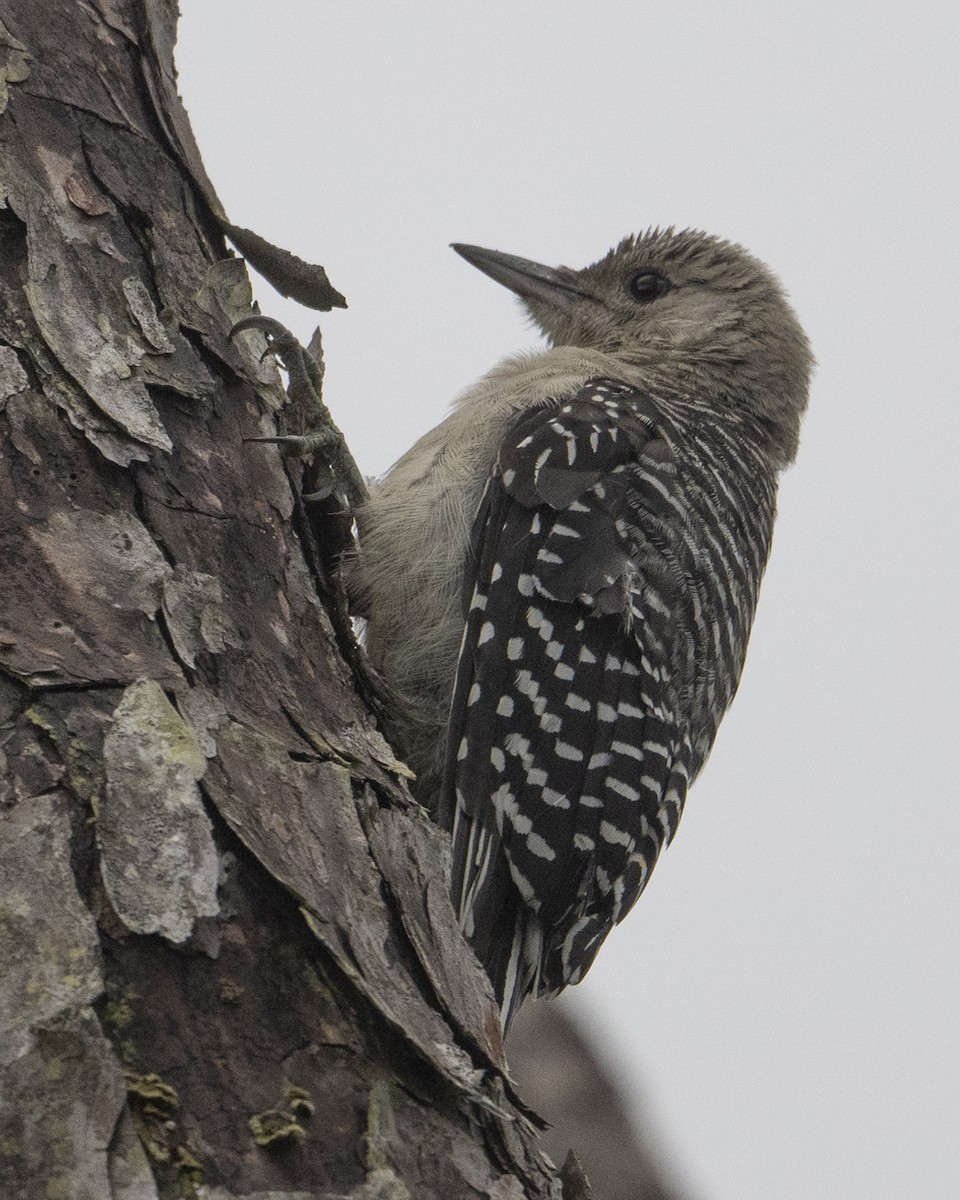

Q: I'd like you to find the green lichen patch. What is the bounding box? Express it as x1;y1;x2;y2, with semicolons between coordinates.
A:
217;977;244;1005
124;1071;179;1112
100;680;219;943
248;1108;306;1147
284;1085;315;1118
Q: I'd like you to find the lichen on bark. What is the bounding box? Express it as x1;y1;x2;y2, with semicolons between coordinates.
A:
0;2;564;1196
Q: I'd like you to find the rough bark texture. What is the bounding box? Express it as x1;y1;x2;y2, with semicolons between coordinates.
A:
0;4;689;1199
0;2;554;1196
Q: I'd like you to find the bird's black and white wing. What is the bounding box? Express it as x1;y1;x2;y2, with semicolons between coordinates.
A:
442;379;695;1027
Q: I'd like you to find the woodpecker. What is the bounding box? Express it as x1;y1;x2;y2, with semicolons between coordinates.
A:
349;230;812;1030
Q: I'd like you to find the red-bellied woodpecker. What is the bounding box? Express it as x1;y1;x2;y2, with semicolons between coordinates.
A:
349;230;812;1030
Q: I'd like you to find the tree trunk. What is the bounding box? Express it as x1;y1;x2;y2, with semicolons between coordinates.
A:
0;2;560;1196
509;1005;684;1200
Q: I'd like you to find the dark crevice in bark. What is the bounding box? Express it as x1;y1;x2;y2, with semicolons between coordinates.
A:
20;677;148;696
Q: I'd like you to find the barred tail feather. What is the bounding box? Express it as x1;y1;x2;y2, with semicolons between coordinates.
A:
451;800;544;1032
500;910;544;1034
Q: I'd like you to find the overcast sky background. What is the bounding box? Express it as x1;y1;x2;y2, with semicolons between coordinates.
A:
176;5;958;1198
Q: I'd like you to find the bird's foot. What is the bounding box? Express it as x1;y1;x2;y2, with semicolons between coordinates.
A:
230;315;366;508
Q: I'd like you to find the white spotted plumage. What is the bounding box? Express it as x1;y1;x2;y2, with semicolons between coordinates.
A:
441;378;770;1026
350;230;811;1031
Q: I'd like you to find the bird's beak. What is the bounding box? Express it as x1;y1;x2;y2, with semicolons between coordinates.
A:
451;243;594;309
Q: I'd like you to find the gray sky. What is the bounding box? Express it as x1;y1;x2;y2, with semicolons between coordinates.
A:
176;4;959;1198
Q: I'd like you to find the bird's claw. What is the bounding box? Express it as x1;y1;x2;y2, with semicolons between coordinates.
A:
245;430;342;455
231;316;366;508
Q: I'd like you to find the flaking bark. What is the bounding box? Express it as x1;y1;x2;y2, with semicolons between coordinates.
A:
0;2;557;1196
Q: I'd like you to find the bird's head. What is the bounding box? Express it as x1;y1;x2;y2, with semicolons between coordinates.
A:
452;230;813;464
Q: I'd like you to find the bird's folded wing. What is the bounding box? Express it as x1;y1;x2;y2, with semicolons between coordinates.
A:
443;380;694;995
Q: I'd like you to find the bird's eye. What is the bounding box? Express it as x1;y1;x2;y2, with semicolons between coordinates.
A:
628;270;671;303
